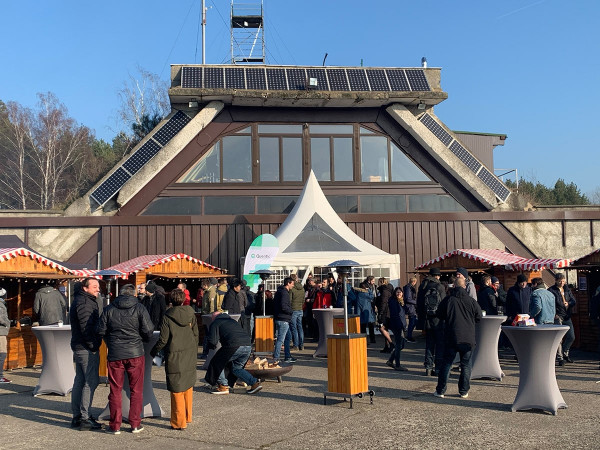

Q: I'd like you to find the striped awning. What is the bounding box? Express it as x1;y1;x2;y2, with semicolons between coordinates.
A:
0;247;75;274
105;253;226;278
415;249;525;270
508;258;571;271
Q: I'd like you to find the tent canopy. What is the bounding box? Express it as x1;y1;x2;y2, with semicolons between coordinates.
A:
105;253;227;279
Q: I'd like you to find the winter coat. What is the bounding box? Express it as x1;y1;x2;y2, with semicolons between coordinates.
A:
207;313;251;349
222;288;244;314
216;284;228;310
403;283;417;317
465;279;477;301
151;305;199;393
290;281;305;311
416;276;445;320
530;288;556;324
0;298;10;336
97;294;154;362
34;286;66;325
70;290;101;352
388;296;407;332
244;288;255;315
436;286;482;348
202;284;217;314
506;284;533;320
351;287;374;325
477;285;498;315
376;284;394;325
313;288;333;309
274;285;293;322
548;284;576;321
143;291;167;331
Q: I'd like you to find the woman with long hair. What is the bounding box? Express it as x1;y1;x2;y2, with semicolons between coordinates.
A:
386;287;408;371
376;277;394;353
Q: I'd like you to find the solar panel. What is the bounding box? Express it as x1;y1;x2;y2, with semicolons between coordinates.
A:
366;69;389;91
266;68;287;90
347;69;370;91
386;69;410;91
306;68;328;90
449;140;482;173
152;111;191;146
327;68;350;91
90;167;132;206
405;69;430;91
286;68;306;90
181;66;202;88
123;140;161;175
477;166;511;202
225;67;245;89
419;113;453;146
246;67;267;89
204;67;224;88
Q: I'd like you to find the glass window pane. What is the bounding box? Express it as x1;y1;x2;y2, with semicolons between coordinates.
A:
222;136;252;182
258;124;302;134
235;126;251;133
311;137;330;181
309;124;353;134
391;142;431;182
360;195;406;213
408;194;466;212
326;195;358;213
282;138;302;181
333;137;353;181
141;197;202;215
177;142;220;183
361;136;389;182
359;126;376;134
257;196;297;214
204;196;254;215
259;137;279;181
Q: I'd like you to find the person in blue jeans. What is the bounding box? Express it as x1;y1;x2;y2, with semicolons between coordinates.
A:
289;274;305;350
434;277;482;398
273;277;296;363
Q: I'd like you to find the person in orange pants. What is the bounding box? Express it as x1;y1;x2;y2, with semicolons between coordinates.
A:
151;288;199;430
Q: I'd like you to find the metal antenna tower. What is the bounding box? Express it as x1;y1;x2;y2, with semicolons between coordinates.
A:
230;0;265;64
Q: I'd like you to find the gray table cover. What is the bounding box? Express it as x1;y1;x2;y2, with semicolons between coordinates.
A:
32;325;75;396
201;313;240;370
471;315;506;380
312;308;344;357
99;331;164;421
502;324;569;415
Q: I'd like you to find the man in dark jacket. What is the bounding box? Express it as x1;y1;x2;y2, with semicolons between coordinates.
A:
477;274;498;315
144;280;166;331
434;277;482;399
70;278;102;431
403;277;418;342
506;274;532;323
418;268;446;376
273;277;296;363
34;284;66;325
204;311;263;395
97;284;154;434
289;274;305;350
222;279;245;314
548;273;576;365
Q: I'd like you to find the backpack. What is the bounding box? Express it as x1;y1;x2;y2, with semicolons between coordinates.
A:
424;285;441;317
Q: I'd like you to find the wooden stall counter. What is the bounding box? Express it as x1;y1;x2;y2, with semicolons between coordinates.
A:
5;327;43;370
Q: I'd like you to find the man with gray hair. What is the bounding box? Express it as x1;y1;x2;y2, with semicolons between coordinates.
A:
97;284;154;434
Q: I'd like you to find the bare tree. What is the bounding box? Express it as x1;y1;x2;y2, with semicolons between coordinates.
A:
589;187;600;205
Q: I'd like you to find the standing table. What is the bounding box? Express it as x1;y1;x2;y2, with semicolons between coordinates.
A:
32;325;75;396
471;315;506;380
99;331;164;421
502;325;569;415
312;308;343;357
201;313;240;370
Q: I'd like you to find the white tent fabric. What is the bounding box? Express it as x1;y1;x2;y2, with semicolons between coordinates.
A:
271;171;401;284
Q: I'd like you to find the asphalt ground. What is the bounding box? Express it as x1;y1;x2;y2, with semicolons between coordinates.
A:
1;332;599;449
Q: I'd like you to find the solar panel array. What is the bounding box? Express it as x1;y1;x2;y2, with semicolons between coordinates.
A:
418;113;510;202
90;111;191;208
180;66;431;92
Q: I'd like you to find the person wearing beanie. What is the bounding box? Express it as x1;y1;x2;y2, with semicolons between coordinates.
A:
416;267;446;377
0;287;11;383
506;274;532;324
455;268;477;300
143;280;167;331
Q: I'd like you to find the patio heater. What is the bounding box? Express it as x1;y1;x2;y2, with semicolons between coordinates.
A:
94;269;125;306
250;269;274;356
251;269;273;316
327;260;359;335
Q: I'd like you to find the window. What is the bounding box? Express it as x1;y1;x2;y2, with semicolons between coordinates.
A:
282;138;302;181
361;136;389;182
408;194;466;212
310;138;331;181
204;196;254;215
141;197;202;215
326;195;358;213
259;137;279;181
257;196;296;214
391;142;431;182
222;136;252;182
178;142;220;183
360;195;406;213
333;138;353;181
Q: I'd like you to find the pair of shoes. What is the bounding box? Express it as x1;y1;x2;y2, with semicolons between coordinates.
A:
298;345;304;351
433;391;444;398
557;359;565;367
88;417;103;430
235;381;248;388
406;338;416;343
80;419;102;431
564;355;574;363
460;392;469;398
0;377;11;383
71;417;81;428
247;381;263;394
385;360;394;368
105;427;121;435
131;426;144;434
290;346;299;351
284;357;297;363
211;384;230;394
395;365;408;372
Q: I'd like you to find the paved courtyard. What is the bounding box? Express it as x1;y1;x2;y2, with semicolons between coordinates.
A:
1;333;599;449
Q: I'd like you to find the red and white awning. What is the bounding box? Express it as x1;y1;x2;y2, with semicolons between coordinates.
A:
0;247;75;274
508;258;571;271
569;248;600;266
415;249;525;270
105;253;226;278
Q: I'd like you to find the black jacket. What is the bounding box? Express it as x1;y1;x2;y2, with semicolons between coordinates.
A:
437;286;482;348
273;285;293;322
207;313;251;349
222;288;244;314
70;290;101;352
548;284;576;321
143;291;166;331
376;284;394;324
477;285;498;315
506;284;533;320
97;294;154;361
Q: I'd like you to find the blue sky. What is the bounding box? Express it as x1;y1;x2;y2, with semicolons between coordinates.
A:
1;0;598;195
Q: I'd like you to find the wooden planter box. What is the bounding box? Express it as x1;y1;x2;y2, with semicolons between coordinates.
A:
333;314;360;334
254;316;274;355
326;334;368;395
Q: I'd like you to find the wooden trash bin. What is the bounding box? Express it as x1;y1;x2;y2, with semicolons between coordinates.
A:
325;333;373;408
333;314;360;334
254;315;274;356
